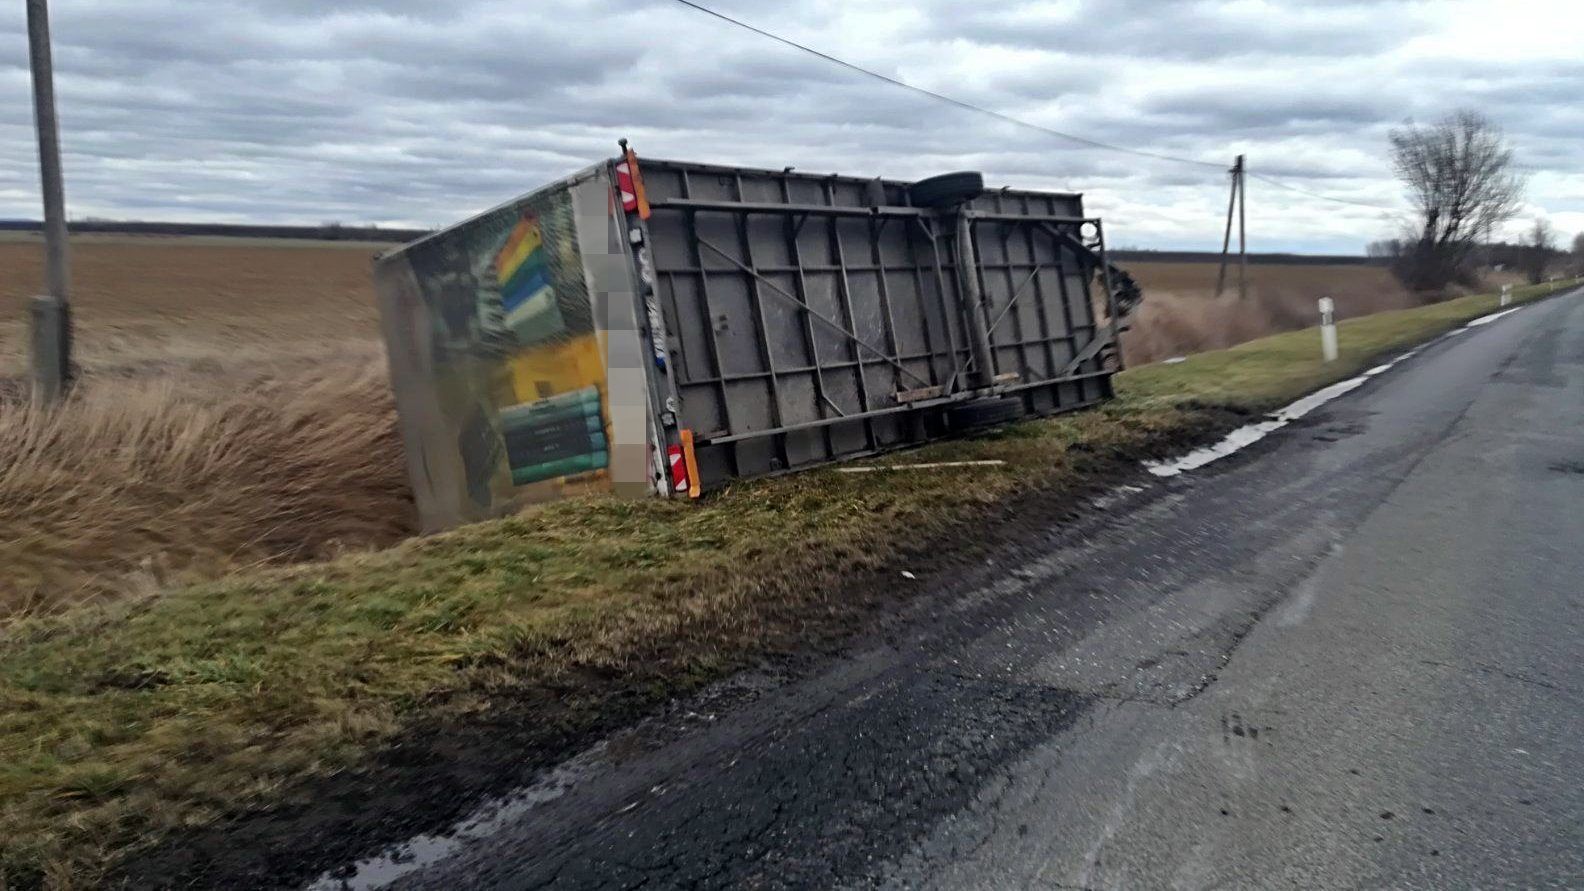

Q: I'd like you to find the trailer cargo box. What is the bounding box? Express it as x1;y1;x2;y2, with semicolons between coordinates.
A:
374;147;1135;531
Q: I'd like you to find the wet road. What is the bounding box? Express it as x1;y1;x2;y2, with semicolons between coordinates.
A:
377;290;1584;889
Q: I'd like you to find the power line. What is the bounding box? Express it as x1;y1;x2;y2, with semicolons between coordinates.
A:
1246;171;1395;212
670;0;1226;171
672;0;1404;214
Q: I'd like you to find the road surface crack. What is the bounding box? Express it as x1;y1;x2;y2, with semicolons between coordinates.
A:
1418;659;1579;700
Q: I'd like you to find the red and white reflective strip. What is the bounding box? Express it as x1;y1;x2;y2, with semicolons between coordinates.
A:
616;161;639;213
667;443;689;494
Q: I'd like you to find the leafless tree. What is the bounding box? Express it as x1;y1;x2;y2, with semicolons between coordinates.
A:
1388;110;1525;291
1523;218;1555;284
1366;238;1403;259
1572;231;1584;258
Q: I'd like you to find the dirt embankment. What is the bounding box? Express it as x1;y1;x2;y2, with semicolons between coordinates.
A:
0;235;388;377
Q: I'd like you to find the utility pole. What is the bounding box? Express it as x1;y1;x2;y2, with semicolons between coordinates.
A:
1214;154;1247;300
1236;154;1247;301
27;0;72;402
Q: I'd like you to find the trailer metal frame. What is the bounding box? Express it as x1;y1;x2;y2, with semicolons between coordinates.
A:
627;158;1122;491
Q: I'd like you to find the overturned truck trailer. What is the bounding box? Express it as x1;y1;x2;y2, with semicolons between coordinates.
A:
374;146;1140;531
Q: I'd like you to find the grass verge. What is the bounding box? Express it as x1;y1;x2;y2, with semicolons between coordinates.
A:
1;279;1576;887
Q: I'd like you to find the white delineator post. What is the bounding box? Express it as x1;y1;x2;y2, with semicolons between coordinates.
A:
1318;297;1338;363
1500;283;1512;307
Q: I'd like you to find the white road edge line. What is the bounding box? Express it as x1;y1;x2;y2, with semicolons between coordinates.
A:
1464;306;1521;327
1143;303;1529;478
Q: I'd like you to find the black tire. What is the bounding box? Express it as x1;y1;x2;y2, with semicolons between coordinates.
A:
946;396;1023;430
908;171;984;208
1106;265;1144;319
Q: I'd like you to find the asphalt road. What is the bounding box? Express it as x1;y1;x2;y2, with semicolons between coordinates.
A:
366;289;1584;890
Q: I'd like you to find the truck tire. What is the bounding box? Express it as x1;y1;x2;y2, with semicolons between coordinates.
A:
947;396;1023;430
1106;265;1144;319
909;171;984;208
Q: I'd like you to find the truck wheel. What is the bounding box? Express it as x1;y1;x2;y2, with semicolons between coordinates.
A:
947;396;1023;430
909;171;985;208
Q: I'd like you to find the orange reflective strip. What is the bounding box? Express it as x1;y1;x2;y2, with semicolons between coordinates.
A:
624;146;652;220
680;428;701;499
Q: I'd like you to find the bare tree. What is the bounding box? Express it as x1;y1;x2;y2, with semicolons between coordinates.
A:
1388;110;1525;292
1523;218;1555;284
1573;231;1584;258
1366;237;1403;259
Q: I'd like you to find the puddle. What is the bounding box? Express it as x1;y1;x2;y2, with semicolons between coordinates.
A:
305;749;598;890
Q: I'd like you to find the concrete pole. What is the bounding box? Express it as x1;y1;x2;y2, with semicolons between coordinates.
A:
27;0;72;402
1318;297;1338;363
1500;283;1512;307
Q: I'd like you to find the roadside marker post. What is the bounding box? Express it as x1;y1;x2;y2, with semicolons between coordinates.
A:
1318;297;1338;363
1500;284;1512;307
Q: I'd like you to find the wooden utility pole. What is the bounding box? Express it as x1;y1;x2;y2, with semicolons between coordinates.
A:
1214;154;1247;300
1236;155;1247;301
27;0;72;402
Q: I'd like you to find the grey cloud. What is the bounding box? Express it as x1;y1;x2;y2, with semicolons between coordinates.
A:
0;0;1578;253
1137;82;1407;138
929;0;1430;61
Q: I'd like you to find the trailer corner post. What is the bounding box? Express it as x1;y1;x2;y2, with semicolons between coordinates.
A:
1094;219;1125;372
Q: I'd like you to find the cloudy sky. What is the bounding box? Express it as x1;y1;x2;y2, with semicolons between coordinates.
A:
1;0;1579;252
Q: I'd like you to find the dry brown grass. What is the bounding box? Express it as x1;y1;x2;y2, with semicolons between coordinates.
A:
0;235;411;619
0;349;414;620
1120;261;1412;364
1118;260;1527;365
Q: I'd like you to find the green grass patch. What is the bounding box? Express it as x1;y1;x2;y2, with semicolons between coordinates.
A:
0;279;1576;886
